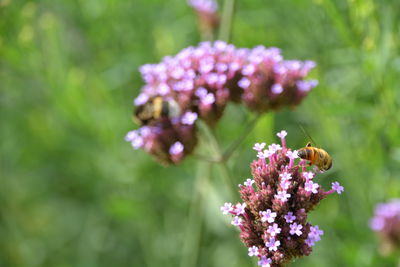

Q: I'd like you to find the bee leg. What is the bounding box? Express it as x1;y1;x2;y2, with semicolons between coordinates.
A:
306;142;312;147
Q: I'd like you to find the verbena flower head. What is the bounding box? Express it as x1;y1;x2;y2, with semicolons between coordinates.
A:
188;0;219;36
221;130;343;266
125;119;198;165
188;0;218;13
127;42;317;164
370;199;400;255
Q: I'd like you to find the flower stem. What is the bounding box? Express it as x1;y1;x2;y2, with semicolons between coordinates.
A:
198;121;236;199
180;161;211;267
201;30;214;42
218;0;236;42
194;114;261;163
222;113;261;161
324;189;335;195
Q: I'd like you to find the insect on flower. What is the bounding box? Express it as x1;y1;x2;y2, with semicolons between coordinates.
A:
127;41;318;164
297;126;332;172
133;96;181;126
298;142;332;172
221;130;344;267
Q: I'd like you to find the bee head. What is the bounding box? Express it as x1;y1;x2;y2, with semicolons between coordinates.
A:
297;148;307;159
323;157;333;171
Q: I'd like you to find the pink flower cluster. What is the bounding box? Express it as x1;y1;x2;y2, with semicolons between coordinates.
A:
221;131;343;266
127;41;317;164
370;199;400;254
188;0;219;36
188;0;218;13
125;116;198;164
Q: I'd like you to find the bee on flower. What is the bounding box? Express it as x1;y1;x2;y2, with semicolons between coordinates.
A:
221;130;344;266
127;41;318;164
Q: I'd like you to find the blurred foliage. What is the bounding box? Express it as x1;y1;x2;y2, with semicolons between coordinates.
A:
1;0;400;266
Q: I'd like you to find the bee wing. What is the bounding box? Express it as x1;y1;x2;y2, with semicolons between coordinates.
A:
299;124;320;147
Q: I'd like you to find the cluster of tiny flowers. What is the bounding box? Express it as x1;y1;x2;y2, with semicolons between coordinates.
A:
125;115;198;164
135;41;317;119
188;0;219;35
221;131;343;266
370;199;400;254
127;41;317;164
188;0;218;13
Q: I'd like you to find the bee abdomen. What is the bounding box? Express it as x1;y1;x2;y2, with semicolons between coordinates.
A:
161;101;170;117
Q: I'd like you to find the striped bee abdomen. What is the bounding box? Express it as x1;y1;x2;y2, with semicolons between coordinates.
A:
297;143;332;172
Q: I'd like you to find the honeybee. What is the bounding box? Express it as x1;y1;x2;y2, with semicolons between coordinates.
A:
298;142;332;171
133;96;181;125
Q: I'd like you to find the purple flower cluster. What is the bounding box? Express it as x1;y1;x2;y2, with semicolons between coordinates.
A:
188;0;219;35
188;0;218;13
221;131;343;266
370;199;400;254
125;117;198;164
127;41;317;164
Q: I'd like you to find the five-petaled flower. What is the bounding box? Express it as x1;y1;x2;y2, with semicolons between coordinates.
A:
277;130;287;139
331;182;344;194
257;256;272;267
305;225;324;247
280;179;291;190
257;151;266;159
231;216;242;226
303;171;314;180
268;144;282;153
248;246;259;257
267;223;282;237
253;143;266;152
220;202;233;215
286;150;299;159
284;212;296;223
304;180;319;194
244;178;255;187
260;209;277;223
235;203;246;215
181;111;198;125
289;223;303;236
279;172;292;180
275;190;291;202
169;142;184;155
266;237;281;252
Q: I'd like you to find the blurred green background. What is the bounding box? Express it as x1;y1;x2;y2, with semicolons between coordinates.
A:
1;0;400;266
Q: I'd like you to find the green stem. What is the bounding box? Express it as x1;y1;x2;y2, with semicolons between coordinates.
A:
179;161;211;267
218;0;236;42
193;153;221;163
320;0;357;47
195;114;261;163
198;122;236;199
222;113;261;161
201;31;214;42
